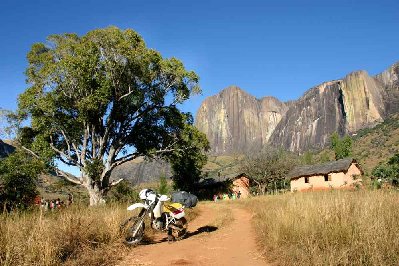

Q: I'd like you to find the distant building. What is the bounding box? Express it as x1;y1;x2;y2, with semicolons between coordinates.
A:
288;158;363;192
196;173;251;199
231;173;250;198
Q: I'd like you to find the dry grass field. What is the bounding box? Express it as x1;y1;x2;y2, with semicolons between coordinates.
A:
0;203;198;266
242;190;399;266
0;204;129;266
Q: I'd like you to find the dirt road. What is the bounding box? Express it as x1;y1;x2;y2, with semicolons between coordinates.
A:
119;203;267;266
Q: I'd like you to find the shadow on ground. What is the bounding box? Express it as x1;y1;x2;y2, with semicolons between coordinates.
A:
140;225;218;245
186;225;218;237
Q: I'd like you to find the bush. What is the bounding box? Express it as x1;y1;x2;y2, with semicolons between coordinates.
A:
0;150;43;210
157;175;170;195
371;153;399;186
106;180;139;203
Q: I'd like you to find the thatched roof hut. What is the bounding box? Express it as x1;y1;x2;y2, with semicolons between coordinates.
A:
288;158;362;180
288;158;363;192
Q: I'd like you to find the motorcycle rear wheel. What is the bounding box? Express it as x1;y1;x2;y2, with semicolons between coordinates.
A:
122;217;145;246
172;217;188;240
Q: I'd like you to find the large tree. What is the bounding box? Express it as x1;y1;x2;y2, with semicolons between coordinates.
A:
330;132;352;160
240;147;298;195
17;27;207;205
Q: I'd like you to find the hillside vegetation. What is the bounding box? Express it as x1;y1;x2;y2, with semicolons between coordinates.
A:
352;114;399;173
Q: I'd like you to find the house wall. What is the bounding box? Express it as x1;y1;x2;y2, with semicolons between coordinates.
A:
290;163;362;192
232;176;250;198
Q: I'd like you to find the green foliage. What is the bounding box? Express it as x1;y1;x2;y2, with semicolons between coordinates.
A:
319;151;332;163
301;151;313;165
372;153;399;186
16;26;204;203
106;180;138;203
330;132;352;160
388;153;399;165
157;175;170;195
84;159;104;181
170;124;209;192
240;147;299;194
0;150;44;210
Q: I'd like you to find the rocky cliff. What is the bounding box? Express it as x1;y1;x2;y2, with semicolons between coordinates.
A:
376;62;399;115
110;157;172;185
195;86;287;154
196;62;399;153
0;139;14;158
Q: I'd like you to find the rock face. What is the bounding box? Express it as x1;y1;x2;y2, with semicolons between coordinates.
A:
196;62;399;153
195;86;287;154
375;62;399;115
111;157;172;185
0;139;14;158
269;80;347;152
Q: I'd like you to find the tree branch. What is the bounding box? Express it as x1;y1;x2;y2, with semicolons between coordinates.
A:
20;145;82;185
81;122;89;165
20;145;40;159
110;178;123;187
118;85;134;101
110;152;139;169
49;143;81;167
61;129;73;158
55;169;82;185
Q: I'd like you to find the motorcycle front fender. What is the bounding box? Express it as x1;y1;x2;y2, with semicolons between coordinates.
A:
127;202;149;211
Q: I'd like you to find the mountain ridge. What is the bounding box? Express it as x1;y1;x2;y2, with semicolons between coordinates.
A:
195;61;399;153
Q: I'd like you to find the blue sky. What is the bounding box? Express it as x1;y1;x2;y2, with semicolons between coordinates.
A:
0;0;398;117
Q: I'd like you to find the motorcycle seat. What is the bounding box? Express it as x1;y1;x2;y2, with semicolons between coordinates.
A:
163;202;183;213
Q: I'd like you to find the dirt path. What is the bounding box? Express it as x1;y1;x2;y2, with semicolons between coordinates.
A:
118;203;267;266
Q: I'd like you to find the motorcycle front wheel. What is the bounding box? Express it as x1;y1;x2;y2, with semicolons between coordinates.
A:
172;217;188;240
122;217;145;246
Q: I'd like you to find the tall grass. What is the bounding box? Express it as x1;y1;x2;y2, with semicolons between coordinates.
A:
0;201;200;266
0;203;130;266
243;190;399;266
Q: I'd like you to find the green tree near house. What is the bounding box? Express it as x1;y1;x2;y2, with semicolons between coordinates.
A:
330;132;352;160
15;26;208;205
170;124;209;192
302;151;314;165
240;147;298;195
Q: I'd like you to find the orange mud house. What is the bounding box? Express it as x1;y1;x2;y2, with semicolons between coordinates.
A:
231;174;250;198
288;158;363;192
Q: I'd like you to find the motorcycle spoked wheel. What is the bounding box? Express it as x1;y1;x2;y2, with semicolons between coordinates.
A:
171;217;188;240
122;217;145;246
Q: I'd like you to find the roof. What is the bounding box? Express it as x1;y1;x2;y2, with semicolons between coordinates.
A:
288;158;361;180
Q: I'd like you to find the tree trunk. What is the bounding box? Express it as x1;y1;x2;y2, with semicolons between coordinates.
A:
261;184;267;195
86;184;106;206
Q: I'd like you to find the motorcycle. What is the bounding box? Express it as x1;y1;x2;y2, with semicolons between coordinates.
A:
121;189;188;246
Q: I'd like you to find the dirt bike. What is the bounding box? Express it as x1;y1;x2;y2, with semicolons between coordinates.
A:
121;189;188;246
